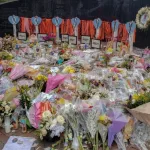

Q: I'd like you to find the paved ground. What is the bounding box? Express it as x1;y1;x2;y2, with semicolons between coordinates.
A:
0;128;139;150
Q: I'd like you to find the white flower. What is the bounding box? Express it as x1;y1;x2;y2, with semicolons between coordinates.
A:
5;105;10;112
42;110;52;121
2;101;6;107
56;115;65;125
50;119;57;129
40;128;47;136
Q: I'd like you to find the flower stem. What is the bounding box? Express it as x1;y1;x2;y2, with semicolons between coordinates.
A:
96;132;99;150
77;136;84;150
93;138;96;150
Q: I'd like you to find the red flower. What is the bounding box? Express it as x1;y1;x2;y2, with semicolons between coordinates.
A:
89;106;93;109
61;50;65;54
5;68;12;72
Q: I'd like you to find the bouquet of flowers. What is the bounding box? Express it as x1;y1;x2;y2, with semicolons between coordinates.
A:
19;85;31;110
36;110;65;140
9;64;30;80
0;100;13;116
127;92;150;109
34;74;48;96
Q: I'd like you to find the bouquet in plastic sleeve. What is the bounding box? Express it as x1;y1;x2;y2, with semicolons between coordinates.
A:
46;74;70;93
28;101;52;129
107;108;128;147
60;103;84;150
34;103;65;141
0;100;13;116
34;74;48;96
9;64;30;80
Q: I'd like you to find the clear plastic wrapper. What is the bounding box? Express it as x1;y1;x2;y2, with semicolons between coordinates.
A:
115;132;126;150
98;123;108;146
17;79;34;87
130;122;150;150
32;92;56;104
0;77;14;94
30;57;51;65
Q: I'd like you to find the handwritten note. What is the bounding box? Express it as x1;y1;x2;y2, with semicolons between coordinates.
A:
92;39;101;49
18;32;27;40
81;36;91;44
62;34;69;42
2;136;35;150
69;36;77;45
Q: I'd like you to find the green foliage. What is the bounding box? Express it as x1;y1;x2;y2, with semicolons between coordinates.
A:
19;85;31;110
0;51;13;60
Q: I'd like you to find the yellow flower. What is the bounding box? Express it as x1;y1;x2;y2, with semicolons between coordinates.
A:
99;115;107;122
63;66;75;73
57;98;65;105
132;93;139;101
8;61;15;67
35;74;48;81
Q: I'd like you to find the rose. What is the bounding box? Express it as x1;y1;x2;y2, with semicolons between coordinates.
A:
56;115;65;125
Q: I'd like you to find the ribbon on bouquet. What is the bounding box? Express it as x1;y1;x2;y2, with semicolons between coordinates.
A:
8;15;20;38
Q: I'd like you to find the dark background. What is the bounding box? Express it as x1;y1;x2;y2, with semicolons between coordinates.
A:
0;0;150;48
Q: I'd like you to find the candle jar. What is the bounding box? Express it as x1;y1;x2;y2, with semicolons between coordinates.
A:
20;110;27;133
4;115;11;133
